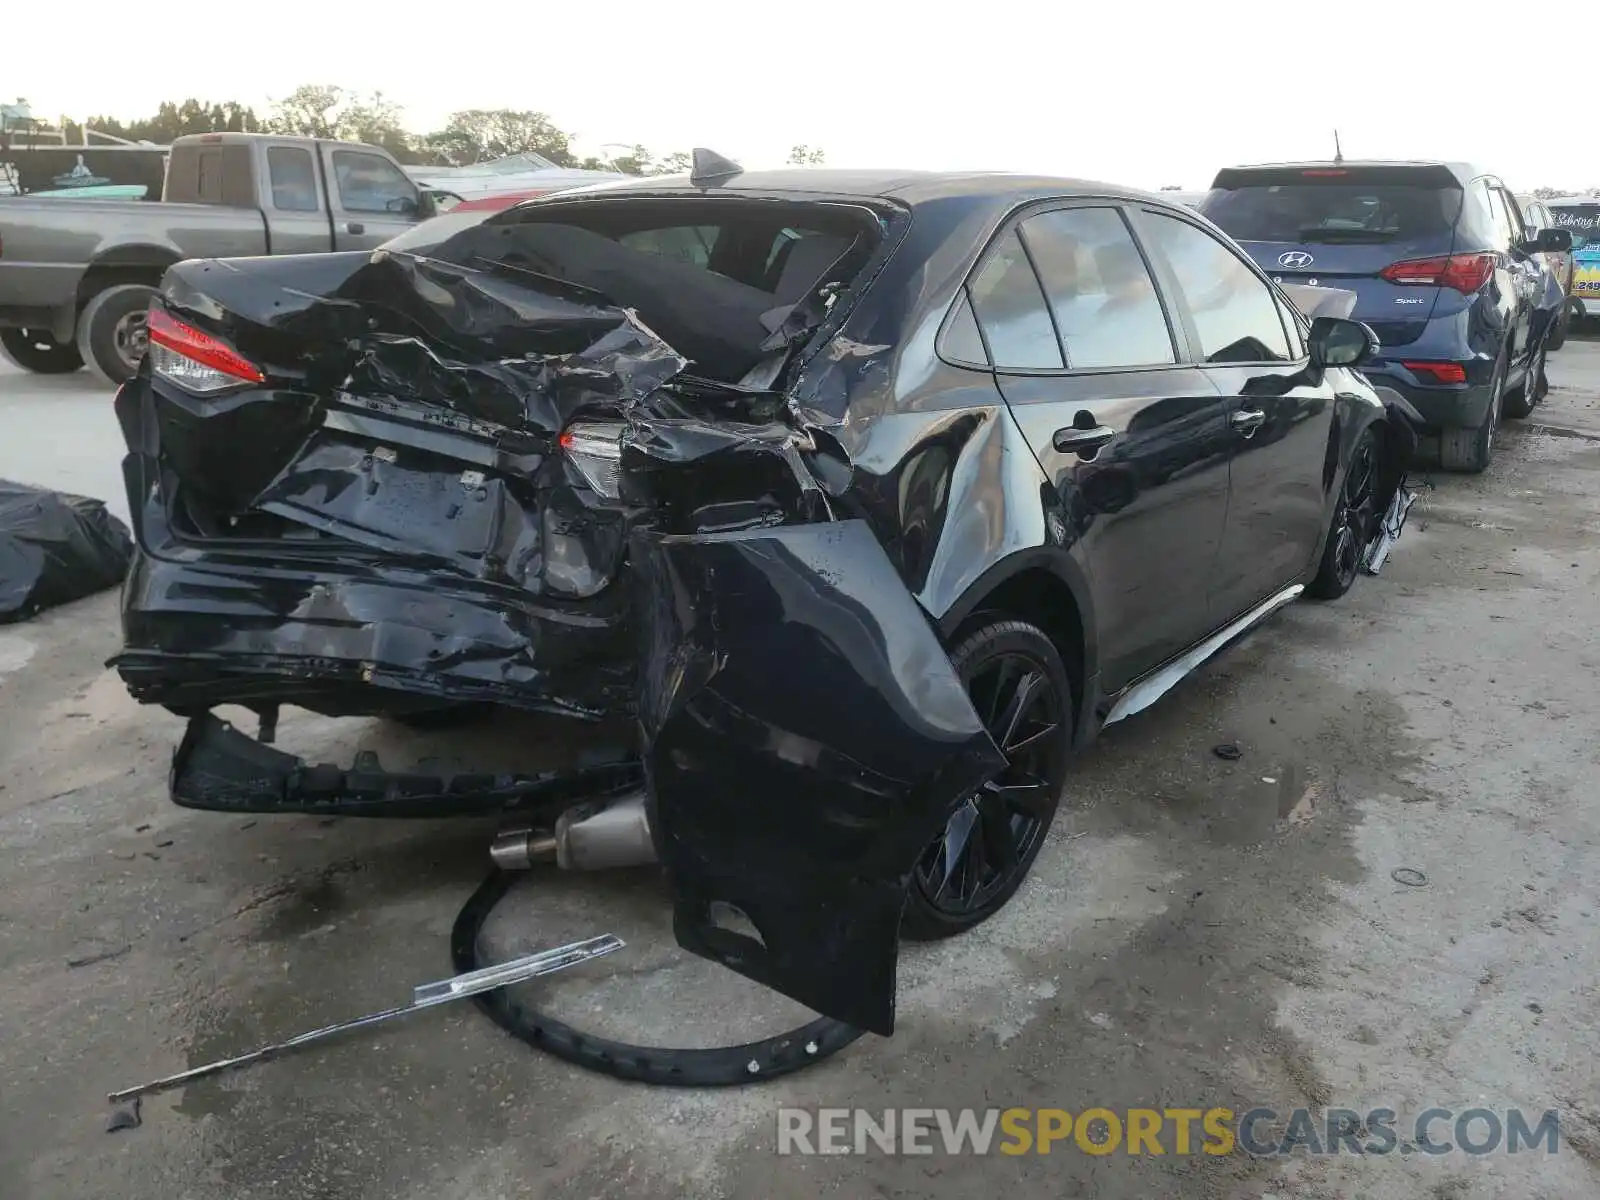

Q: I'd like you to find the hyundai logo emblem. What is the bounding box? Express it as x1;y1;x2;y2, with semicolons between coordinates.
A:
1278;250;1315;268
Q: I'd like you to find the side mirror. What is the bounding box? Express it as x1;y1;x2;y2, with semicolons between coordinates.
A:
427;188;463;213
1308;316;1378;368
1530;227;1573;254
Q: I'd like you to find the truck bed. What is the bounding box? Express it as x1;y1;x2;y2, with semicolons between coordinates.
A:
0;199;271;321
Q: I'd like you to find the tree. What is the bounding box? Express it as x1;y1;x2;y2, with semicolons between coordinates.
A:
64;99;262;144
420;109;575;167
597;144;694;177
1533;186;1562;200
787;144;826;166
1160;184;1183;191
266;85;419;162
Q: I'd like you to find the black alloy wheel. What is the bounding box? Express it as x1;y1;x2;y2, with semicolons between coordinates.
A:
1309;427;1379;600
903;619;1073;940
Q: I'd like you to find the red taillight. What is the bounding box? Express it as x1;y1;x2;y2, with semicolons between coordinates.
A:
1400;360;1468;384
1379;253;1496;294
146;306;264;389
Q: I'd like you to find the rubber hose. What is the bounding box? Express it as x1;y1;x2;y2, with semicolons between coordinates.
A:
451;867;866;1086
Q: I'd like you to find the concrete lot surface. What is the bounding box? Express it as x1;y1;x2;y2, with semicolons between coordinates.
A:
2;347;1600;1199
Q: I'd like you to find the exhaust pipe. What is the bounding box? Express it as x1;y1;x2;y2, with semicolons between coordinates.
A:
490;789;656;872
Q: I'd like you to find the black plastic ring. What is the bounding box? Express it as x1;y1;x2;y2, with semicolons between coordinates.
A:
451;867;866;1086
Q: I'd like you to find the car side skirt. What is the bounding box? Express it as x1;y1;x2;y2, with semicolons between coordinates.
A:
1100;584;1305;726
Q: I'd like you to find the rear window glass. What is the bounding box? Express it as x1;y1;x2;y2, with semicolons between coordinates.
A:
1548;204;1600;249
1202;179;1461;244
618;224;716;267
966;230;1063;370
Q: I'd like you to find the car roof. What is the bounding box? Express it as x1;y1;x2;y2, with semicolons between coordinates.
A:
523;167;1193;215
1213;160;1485;186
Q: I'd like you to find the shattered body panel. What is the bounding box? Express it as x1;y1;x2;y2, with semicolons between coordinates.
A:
634;522;1004;1034
114;171;1422;1032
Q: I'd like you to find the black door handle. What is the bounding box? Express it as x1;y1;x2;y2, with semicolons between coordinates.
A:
346;221;365;235
1053;424;1116;455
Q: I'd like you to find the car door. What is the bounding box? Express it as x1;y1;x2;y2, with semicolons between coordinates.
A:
260;143;335;255
1484;184;1537;365
318;144;423;250
962;202;1233;693
1132;206;1339;624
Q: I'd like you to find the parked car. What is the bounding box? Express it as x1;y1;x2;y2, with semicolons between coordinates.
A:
1518;196;1574;349
0;133;455;383
405;152;627;202
111;166;1419;1033
1200;162;1570;472
451;187;564;213
1545;196;1600;330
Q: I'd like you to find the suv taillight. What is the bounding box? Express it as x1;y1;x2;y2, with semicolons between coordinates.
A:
147;306;265;394
1378;253;1496;295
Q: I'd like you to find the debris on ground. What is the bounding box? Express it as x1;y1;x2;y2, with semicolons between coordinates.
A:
0;480;132;623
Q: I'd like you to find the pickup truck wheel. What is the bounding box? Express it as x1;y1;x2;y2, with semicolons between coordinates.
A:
902;619;1072;941
77;284;158;385
0;328;83;374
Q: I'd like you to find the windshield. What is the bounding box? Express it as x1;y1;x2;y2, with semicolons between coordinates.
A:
1203;180;1461;244
1547;203;1600;250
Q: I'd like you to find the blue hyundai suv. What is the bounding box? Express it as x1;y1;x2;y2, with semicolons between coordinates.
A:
1200;162;1571;472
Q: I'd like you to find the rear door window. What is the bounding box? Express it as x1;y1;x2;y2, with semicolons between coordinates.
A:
965;230;1063;370
1479;183;1517;248
1019;206;1175;369
267;147;319;212
1141;213;1293;364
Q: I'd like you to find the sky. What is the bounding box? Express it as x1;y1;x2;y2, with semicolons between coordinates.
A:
5;0;1581;193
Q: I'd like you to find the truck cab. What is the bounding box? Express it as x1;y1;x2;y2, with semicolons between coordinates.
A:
170;133;433;253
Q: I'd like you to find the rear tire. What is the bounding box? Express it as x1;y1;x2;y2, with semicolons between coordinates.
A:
1307;426;1379;600
1546;306;1568;351
1439;353;1505;473
77;283;159;385
0;327;83;374
902;619;1073;942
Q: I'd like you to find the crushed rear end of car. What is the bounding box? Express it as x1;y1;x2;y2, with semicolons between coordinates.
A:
109;187;1008;1034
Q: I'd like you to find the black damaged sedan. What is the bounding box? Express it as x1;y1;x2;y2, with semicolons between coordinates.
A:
112;159;1419;1035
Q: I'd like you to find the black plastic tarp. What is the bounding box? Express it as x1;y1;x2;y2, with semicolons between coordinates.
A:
0;481;133;622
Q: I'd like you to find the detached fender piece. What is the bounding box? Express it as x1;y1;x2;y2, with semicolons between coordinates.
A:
1363;387;1426;575
633;520;1007;1036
